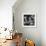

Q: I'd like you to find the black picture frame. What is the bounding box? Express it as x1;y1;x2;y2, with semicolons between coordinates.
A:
22;13;36;27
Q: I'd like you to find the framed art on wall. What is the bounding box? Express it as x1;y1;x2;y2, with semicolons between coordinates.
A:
22;13;36;27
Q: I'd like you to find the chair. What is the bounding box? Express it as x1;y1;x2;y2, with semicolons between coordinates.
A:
25;40;35;46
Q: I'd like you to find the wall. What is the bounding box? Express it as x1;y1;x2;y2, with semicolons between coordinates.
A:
0;0;16;30
41;0;46;46
13;0;41;46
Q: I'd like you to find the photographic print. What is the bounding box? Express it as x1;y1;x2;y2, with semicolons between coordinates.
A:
22;13;36;27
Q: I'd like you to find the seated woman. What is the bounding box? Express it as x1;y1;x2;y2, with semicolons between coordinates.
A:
15;33;23;46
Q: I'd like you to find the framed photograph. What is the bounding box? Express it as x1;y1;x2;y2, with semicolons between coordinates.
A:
22;13;36;27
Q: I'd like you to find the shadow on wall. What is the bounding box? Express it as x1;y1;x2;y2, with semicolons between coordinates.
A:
12;0;41;46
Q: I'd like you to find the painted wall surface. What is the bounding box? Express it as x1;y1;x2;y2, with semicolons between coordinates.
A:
13;0;46;46
41;0;46;46
0;0;16;30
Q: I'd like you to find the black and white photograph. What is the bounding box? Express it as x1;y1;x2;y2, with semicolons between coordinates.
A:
22;14;36;27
